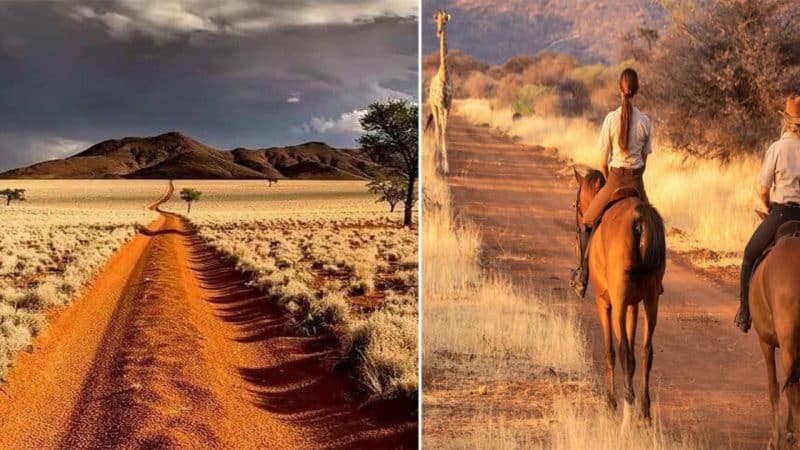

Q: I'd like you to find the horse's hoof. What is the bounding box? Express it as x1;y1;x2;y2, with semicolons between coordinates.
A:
786;432;796;446
767;438;776;450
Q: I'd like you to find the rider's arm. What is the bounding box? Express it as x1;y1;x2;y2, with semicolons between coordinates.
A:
759;185;771;211
598;113;612;178
758;143;778;210
642;118;652;170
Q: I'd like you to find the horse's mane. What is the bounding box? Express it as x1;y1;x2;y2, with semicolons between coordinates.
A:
584;169;606;189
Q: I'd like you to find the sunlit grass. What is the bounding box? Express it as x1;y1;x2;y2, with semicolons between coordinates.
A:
0;180;160;380
178;182;418;401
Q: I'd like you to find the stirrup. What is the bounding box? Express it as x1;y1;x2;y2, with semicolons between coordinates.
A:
569;268;587;298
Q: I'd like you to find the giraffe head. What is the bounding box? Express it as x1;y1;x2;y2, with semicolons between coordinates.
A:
434;9;450;39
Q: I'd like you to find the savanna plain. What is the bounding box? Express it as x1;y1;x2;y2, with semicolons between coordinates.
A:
0;179;417;449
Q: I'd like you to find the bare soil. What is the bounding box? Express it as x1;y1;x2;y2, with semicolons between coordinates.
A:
440;113;772;449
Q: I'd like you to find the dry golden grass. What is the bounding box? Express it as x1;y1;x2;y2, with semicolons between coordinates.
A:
544;396;707;450
443;396;706;450
422;131;591;446
160;180;390;219
0;180;160;379
455;98;762;270
172;180;418;401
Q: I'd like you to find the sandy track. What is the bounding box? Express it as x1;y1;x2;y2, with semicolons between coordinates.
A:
443;114;769;448
0;181;415;449
148;179;175;211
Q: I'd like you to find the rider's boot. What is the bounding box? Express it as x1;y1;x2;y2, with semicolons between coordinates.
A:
734;262;752;333
570;227;591;298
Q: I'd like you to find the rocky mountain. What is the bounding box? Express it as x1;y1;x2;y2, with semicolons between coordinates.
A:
0;132;379;180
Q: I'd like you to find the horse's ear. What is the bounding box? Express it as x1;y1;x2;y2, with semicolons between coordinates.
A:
573;166;583;184
755;209;769;220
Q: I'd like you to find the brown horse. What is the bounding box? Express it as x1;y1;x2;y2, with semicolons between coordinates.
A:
751;212;800;450
574;167;666;428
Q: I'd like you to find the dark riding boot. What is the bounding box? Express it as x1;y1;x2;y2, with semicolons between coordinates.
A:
570;227;591;298
734;262;752;333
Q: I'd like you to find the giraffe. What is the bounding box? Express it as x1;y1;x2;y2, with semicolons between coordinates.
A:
427;9;452;175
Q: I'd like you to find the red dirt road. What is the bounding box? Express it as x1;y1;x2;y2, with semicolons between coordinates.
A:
444;114;770;449
0;182;415;449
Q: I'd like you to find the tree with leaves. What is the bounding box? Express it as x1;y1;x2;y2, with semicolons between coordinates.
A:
367;171;406;212
649;0;800;157
179;188;202;214
267;177;279;187
0;188;26;206
358;99;418;227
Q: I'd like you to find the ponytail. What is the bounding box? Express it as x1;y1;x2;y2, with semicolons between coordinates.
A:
618;68;639;155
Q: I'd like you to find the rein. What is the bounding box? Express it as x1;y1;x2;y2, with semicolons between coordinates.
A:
574;182;582;234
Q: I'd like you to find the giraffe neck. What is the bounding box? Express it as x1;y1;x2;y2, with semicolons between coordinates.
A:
438;31;448;81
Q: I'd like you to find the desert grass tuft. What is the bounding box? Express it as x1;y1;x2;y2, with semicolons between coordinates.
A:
342;310;418;401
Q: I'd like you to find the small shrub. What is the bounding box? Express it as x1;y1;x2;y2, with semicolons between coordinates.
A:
309;291;350;326
341;311;417;401
349;279;374;296
13;290;43;311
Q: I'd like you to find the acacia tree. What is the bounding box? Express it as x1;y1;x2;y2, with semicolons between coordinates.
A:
367;171;406;212
358;99;418;227
0;188;26;206
179;188;202;214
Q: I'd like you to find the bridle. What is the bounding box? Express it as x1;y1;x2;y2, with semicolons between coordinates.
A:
574;181;584;232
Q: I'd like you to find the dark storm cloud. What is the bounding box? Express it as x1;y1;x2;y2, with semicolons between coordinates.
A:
0;0;418;171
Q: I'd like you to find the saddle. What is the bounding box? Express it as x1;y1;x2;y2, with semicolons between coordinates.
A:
610;187;641;204
777;220;800;241
751;220;800;277
591;187;643;229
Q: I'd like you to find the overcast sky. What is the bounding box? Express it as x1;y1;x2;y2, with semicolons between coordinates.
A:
0;0;418;171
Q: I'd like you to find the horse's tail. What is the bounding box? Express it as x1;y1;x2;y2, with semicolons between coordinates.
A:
425;112;434;132
629;202;666;279
784;358;800;391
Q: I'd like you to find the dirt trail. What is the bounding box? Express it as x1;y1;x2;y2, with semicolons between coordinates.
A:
0;181;415;449
444;114;769;449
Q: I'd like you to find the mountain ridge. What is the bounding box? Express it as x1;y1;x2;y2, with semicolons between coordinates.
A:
0;132;379;180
